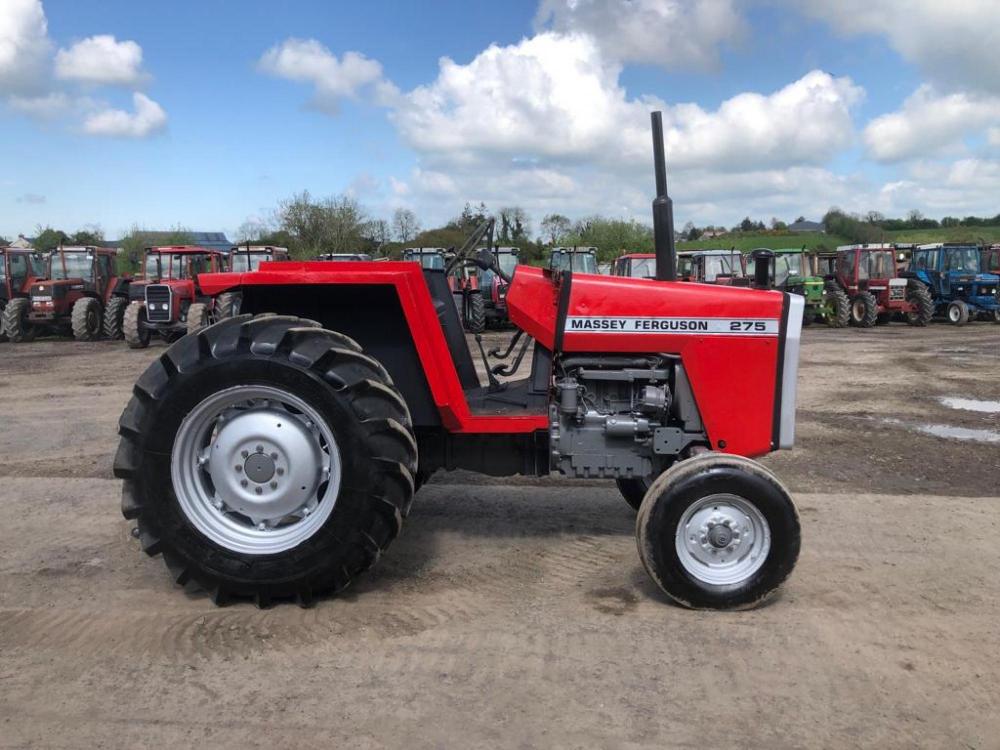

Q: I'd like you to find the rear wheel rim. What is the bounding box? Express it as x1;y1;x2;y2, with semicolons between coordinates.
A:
171;384;342;555
675;493;771;585
852;299;864;321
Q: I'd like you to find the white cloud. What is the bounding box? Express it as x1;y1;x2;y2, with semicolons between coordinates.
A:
258;38;388;113
863;85;1000;162
8;90;75;118
82;92;167;138
790;0;1000;94
0;0;51;94
878;158;1000;216
55;35;146;86
390;33;861;173
535;0;745;71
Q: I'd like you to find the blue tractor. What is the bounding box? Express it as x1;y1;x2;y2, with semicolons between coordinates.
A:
909;243;1000;325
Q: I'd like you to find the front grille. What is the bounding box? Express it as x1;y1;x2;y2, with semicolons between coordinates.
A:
145;284;172;323
889;285;905;301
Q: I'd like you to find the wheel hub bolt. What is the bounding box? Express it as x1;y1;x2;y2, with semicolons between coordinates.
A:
255;445;263;453
255;487;263;495
270;482;277;490
241;450;249;459
270;452;278;460
240;479;248;488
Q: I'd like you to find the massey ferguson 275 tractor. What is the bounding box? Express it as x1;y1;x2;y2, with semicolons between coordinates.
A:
0;247;47;342
124;245;235;348
826;244;933;327
116;113;804;610
5;246;130;342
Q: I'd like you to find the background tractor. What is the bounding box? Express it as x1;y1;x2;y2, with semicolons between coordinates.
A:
908;243;1000;325
229;245;290;271
746;248;849;327
116;112;804;612
1;247;47;343
825;244;932;327
6;246;130;342
611;253;657;279
124;246;234;348
549;246;598;274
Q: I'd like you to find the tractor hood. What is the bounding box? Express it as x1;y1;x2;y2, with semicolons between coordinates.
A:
506;266;803;457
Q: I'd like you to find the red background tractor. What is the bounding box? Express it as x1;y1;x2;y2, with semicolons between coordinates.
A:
0;247;48;343
6;246;130;342
828;244;933;327
124;246;235;348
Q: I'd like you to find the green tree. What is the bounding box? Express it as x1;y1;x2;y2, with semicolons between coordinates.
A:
561;217;654;261
540;213;571;245
119;224;193;273
33;226;70;252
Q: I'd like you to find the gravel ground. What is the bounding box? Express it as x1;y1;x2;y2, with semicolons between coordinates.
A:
0;322;998;748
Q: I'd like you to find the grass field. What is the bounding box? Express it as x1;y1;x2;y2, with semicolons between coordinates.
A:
677;226;1000;252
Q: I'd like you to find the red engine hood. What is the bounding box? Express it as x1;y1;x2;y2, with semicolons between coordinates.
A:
506;266;795;457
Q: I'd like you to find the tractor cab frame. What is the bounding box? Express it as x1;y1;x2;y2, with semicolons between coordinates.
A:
549;247;598;274
611;253;657;279
689;249;748;285
745;248;849;328
229;246;290;272
314;253;373;262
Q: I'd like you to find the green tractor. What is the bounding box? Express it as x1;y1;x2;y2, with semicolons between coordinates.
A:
746;248;849;327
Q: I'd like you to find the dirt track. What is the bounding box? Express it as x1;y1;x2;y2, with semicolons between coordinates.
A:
1;324;998;748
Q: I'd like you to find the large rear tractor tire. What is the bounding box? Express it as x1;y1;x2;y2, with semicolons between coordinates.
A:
123;301;151;349
850;292;878;328
463;292;486;333
103;296;128;339
214;292;240;320
636;453;800;610
185;302;211;335
2;298;36;343
823;283;850;328
905;281;934;327
947;300;970;326
114;314;418;607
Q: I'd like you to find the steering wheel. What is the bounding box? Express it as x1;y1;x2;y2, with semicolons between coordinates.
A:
445;218;513;283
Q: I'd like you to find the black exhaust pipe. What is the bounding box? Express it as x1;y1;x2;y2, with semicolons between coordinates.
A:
651;111;676;282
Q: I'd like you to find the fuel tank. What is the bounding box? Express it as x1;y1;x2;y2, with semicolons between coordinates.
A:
506;266;803;457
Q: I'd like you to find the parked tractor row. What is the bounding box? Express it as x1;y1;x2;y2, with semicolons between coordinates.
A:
612;243;999;328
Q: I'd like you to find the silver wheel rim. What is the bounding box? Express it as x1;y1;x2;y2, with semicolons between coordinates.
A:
949;305;960;322
852;299;864;321
171;385;341;555
675;493;771;586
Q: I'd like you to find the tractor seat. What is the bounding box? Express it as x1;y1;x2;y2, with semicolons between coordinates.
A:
422;269;480;390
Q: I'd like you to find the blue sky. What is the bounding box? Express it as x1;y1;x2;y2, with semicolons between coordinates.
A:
2;0;998;241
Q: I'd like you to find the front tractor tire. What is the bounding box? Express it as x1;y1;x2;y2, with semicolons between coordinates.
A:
822;283;850;328
124;301;151;349
214;292;240;320
617;476;652;511
114;315;418;607
850;292;878;328
103;296;128;339
636;453;800;610
947;300;970;326
186;302;211;335
905;281;934;327
72;297;103;341
3;297;37;343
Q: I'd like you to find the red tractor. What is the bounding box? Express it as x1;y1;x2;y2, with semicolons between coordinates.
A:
827;244;933;327
0;247;48;342
124;246;234;348
6;246;130;342
115;113;804;610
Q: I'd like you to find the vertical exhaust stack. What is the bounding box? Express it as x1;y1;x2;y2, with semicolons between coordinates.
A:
650;111;677;282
